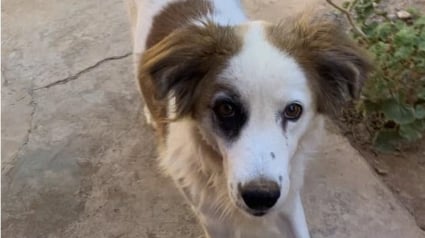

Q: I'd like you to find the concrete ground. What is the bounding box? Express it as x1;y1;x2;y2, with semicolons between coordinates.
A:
2;0;424;237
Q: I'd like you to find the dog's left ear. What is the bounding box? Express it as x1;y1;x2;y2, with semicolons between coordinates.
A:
271;14;373;117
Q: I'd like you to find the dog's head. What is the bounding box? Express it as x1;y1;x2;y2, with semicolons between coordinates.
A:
140;14;371;217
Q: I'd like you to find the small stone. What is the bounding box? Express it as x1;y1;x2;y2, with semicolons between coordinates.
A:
396;10;412;19
387;13;397;20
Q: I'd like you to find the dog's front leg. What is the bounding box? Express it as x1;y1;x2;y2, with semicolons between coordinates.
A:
279;193;311;238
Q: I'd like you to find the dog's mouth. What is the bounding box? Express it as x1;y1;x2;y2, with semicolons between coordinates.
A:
250;209;268;217
237;203;273;217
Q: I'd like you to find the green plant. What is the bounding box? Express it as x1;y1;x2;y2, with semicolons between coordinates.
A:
329;0;425;151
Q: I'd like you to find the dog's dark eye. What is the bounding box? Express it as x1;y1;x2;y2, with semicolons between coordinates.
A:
283;103;303;121
212;98;247;140
214;101;235;118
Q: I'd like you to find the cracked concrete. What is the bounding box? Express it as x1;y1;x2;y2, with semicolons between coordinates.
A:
2;0;425;238
4;87;37;176
34;53;132;90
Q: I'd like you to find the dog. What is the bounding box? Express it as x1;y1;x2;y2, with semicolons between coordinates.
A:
126;0;371;237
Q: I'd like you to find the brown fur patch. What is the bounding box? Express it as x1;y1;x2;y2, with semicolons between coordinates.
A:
146;0;213;49
266;12;372;118
139;22;242;143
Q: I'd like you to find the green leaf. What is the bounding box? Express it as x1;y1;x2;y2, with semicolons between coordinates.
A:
370;42;390;58
374;129;402;151
394;20;406;30
414;16;425;27
407;8;421;18
394;25;417;47
399;122;424;141
418;88;425;100
374;22;393;39
362;99;380;112
418;41;425;53
393;46;414;59
420;30;425;42
416;120;425;131
380;98;416;124
363;22;379;37
415;104;425;119
354;0;375;21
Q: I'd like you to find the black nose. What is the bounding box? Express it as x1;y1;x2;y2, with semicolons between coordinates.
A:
240;180;280;214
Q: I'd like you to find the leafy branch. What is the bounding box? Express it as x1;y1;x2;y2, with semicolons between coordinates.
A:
326;0;367;38
327;0;425;151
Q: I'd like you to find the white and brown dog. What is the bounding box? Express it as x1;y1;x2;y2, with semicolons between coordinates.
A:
126;0;370;237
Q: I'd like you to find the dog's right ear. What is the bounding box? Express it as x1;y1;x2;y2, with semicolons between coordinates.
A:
139;23;241;118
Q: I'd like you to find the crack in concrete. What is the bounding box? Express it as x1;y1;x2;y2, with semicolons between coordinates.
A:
34;52;132;90
2;84;37;179
4;52;133;175
27;87;37;147
4;52;132;175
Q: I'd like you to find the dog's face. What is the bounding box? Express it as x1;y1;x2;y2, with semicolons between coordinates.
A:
199;22;316;216
212;24;317;216
141;15;370;217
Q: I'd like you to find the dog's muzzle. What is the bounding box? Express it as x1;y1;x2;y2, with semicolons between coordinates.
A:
239;180;280;216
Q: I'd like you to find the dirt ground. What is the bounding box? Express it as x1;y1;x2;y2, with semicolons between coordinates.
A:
365;139;425;230
2;0;425;238
336;0;425;231
344;128;425;230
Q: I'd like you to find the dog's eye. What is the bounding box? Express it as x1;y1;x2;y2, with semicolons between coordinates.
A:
211;98;247;139
214;101;235;118
283;103;303;121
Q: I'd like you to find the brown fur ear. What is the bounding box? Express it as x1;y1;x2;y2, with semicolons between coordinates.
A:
269;13;373;117
297;15;372;116
139;23;241;118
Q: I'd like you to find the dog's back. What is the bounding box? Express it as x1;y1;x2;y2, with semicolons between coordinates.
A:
127;0;246;54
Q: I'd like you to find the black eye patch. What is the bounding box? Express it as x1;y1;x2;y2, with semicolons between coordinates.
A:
212;97;248;140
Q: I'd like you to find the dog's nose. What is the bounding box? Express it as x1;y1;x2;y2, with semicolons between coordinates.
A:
240;180;280;213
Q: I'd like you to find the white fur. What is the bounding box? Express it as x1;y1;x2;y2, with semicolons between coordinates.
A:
192;0;247;26
128;1;325;237
127;0;175;54
127;0;246;54
218;22;315;208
